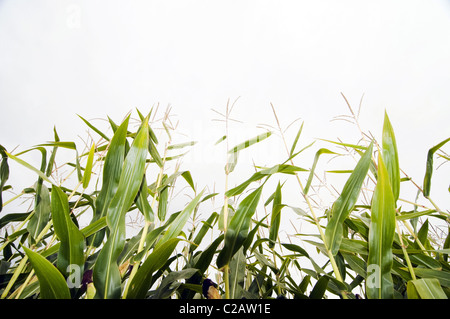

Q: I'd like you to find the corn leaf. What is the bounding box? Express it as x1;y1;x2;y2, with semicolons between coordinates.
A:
156;189;205;248
88;115;129;247
423;137;450;197
325;142;373;255
226;164;307;197
269;182;283;248
126;238;181;299
217;185;263;269
78;114;110;141
23;246;71;299
26;184;51;242
51;185;85;277
407;278;447;299
304;148;338;195
382;111;400;202
82;142;95;189
228;131;272;154
93;116;149;299
366;154;396;299
6;152;52;185
0;145;9;212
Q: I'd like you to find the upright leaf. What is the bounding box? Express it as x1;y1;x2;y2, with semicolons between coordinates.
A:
269;182;283;248
93;116;149;299
88;115;129;247
23;247;71;299
51;185;85;277
325;142;373;255
0;145;9;212
229;247;246;299
82;142;96;189
156;189;205;248
217;186;263;269
27;184;51;242
366;154;396;299
382;111;400;202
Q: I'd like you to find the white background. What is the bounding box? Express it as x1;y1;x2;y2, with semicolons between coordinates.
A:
1;1;449;238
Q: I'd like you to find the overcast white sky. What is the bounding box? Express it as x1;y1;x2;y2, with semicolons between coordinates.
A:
0;1;449;214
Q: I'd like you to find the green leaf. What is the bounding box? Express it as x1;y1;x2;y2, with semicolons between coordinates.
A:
82;142;95;189
189;211;218;253
156;189;205;248
51;185;85;277
88;115;129;247
366;154;396;299
382;111;400;202
325;142;373;255
27;184;51;242
23;246;71;299
157;184;169;222
78;114;110;141
289;121;304;157
0;145;10;212
93;116;149;299
269;182;283;248
228;131;272;154
6;151;53;184
226;164;307;197
304;148;338;195
135;174;154;223
229;247;246;299
407;278;447;299
310;276;329;299
126;238;181;299
409;268;450;287
217;186;263;269
423;137;450;197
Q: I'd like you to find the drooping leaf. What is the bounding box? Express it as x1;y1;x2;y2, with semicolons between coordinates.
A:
23;246;71;299
304;148;338;195
226;164;307;197
325;142;373;255
423;137;450;197
366;154;396;299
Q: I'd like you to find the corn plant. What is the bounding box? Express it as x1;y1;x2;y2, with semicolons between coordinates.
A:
0;102;448;299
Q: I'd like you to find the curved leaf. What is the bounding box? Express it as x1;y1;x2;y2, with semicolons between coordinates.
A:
23;247;70;299
217;185;263;269
126;238;181;299
51;185;85;277
325;142;373;255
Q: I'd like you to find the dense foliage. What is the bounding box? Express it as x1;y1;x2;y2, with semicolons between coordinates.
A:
0;104;449;299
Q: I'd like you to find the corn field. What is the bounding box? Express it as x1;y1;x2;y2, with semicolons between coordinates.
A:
0;102;449;300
